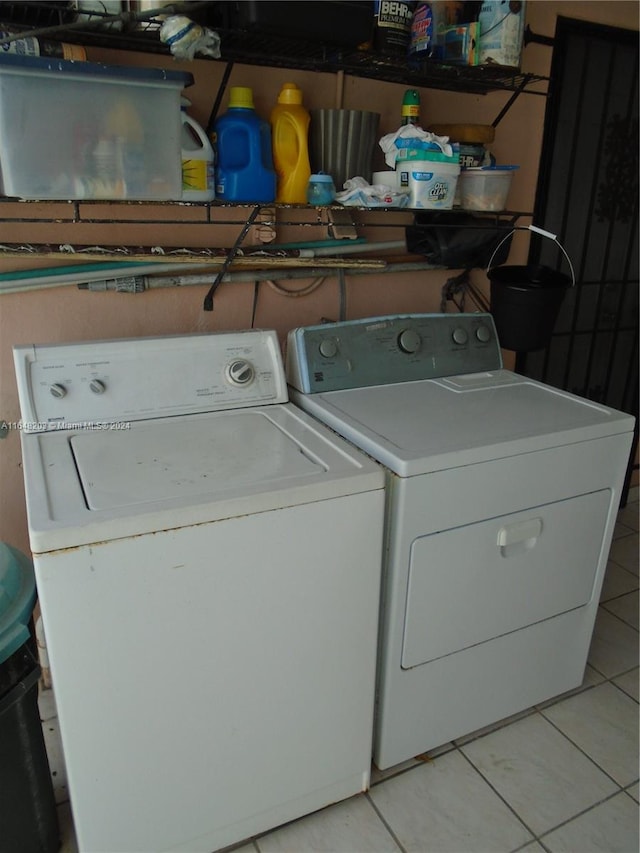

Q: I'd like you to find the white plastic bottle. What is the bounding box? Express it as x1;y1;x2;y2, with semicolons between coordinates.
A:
181;98;215;201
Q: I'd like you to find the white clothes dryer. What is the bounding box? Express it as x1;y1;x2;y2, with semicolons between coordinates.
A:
14;330;385;853
286;313;635;770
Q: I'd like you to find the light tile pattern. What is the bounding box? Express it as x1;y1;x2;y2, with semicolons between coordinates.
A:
541;682;639;786
613;668;640;702
541;792;639;853
40;494;639;853
603;591;640;630
368;751;534;852
459;714;618;835
257;796;401;852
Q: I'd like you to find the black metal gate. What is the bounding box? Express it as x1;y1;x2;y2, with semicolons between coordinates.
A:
519;16;639;500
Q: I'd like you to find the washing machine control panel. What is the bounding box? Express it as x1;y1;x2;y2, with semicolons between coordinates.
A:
287;313;502;393
14;330;288;432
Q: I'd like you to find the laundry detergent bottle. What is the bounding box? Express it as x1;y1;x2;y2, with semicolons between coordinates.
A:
270;82;311;204
181;98;215;201
213;86;276;203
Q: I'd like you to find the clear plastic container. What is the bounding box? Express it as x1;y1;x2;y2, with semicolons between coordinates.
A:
0;53;191;200
458;166;518;211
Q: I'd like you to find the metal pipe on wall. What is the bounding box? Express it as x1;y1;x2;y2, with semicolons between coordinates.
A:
77;260;443;293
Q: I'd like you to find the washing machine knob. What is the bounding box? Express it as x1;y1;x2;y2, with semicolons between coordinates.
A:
452;327;468;345
319;338;338;359
89;379;106;394
476;325;492;343
226;359;255;386
398;329;421;354
49;383;67;399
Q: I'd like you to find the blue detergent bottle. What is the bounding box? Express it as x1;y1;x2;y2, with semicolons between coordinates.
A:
213;86;276;203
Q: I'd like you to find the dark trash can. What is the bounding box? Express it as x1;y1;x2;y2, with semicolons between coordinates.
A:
0;543;60;853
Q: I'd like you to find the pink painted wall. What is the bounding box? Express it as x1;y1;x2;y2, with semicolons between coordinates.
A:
0;2;637;552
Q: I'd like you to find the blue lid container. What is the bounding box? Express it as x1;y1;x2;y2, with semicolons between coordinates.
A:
0;53;193;200
0;543;36;665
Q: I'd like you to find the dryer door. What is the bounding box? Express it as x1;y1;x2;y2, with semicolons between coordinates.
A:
401;489;610;669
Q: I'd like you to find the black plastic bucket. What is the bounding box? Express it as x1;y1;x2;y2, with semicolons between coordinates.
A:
486;226;575;353
488;263;572;352
0;642;60;853
0;542;59;853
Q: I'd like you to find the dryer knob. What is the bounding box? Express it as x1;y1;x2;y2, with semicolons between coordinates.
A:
452;327;468;345
49;383;67;399
226;359;255;386
89;379;106;395
398;329;421;354
319;338;338;359
476;325;492;343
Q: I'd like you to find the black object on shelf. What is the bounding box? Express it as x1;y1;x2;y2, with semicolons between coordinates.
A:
214;1;374;48
406;211;515;269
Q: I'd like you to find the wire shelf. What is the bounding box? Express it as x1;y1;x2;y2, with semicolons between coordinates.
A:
0;2;548;96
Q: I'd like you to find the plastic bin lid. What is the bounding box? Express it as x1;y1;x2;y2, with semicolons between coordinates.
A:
462;165;520;172
0;543;36;665
0;51;193;88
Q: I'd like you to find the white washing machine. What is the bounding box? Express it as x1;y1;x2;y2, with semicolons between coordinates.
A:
286;313;635;770
13;329;385;853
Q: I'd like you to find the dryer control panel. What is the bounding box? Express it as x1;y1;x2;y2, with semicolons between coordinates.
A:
287;313;502;393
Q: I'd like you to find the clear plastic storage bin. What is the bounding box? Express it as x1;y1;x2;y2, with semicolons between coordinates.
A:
458;166;518;211
0;54;192;201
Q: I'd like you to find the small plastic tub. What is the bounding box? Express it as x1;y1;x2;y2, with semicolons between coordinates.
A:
458;165;519;211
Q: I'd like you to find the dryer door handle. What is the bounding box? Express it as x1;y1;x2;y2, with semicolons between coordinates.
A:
497;518;542;556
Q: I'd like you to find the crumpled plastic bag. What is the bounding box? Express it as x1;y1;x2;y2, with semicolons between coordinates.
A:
160;15;221;60
379;125;455;169
335;177;410;208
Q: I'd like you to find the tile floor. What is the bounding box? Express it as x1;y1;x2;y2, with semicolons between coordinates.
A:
40;490;639;853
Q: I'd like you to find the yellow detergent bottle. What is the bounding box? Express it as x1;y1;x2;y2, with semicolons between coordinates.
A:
270;82;311;204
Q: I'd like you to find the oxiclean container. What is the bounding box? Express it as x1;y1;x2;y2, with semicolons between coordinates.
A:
408;158;460;209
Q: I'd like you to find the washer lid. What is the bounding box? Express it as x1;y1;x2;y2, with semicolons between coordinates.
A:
71;410;320;510
20;404;383;552
291;370;635;477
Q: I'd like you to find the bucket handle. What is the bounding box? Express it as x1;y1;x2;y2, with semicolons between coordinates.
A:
486;224;576;286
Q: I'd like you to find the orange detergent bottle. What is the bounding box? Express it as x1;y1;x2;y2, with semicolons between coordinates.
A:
270;83;311;204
